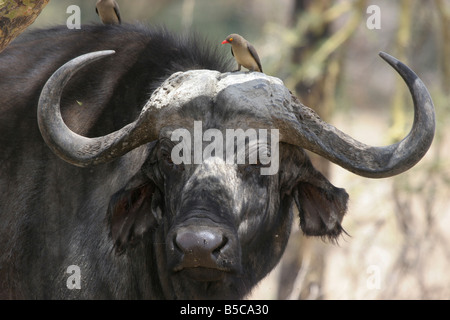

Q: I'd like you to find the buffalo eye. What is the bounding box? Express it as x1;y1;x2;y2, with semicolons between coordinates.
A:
163;151;174;165
238;159;270;176
159;146;185;172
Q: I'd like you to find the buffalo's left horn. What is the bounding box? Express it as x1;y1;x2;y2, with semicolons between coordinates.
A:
278;52;435;178
37;50;159;167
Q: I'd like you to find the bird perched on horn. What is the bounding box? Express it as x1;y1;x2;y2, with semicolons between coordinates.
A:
96;0;121;25
222;34;263;73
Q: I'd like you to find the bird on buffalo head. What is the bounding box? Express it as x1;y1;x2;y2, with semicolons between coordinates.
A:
96;0;121;25
222;34;263;73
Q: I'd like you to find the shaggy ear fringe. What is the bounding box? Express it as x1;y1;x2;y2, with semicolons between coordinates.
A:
294;182;349;242
314;222;351;245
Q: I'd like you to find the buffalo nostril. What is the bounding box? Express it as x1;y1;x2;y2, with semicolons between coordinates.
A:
212;236;228;258
174;228;227;268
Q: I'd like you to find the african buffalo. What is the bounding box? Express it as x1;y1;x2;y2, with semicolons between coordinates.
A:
0;24;434;299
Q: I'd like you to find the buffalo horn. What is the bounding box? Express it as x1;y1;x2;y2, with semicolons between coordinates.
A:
37;50;160;167
278;52;435;178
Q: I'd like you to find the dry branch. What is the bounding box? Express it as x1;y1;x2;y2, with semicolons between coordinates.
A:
0;0;50;53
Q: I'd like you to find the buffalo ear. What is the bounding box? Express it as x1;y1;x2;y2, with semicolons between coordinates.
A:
107;174;161;253
293;179;349;240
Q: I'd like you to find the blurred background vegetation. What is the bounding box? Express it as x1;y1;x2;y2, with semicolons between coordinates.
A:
30;0;450;299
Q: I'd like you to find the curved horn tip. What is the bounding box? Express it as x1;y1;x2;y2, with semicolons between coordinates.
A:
96;49;116;55
82;50;116;59
379;51;423;88
379;51;405;72
378;51;398;65
68;50;116;67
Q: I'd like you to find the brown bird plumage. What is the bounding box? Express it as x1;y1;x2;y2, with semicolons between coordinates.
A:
222;34;263;73
96;0;121;25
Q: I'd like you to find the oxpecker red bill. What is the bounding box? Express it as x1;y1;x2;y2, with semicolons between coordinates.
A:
96;0;121;25
222;33;263;72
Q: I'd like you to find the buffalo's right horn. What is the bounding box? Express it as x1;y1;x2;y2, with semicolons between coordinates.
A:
38;51;160;167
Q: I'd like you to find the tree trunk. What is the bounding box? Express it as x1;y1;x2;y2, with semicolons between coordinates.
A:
278;0;365;300
277;0;333;300
0;0;50;53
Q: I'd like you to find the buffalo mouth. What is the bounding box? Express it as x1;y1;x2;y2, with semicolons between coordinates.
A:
174;266;231;282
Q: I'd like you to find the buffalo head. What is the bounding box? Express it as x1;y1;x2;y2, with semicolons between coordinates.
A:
36;51;435;299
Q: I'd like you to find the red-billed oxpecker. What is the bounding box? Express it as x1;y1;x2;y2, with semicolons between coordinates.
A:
222;34;263;73
96;0;121;25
